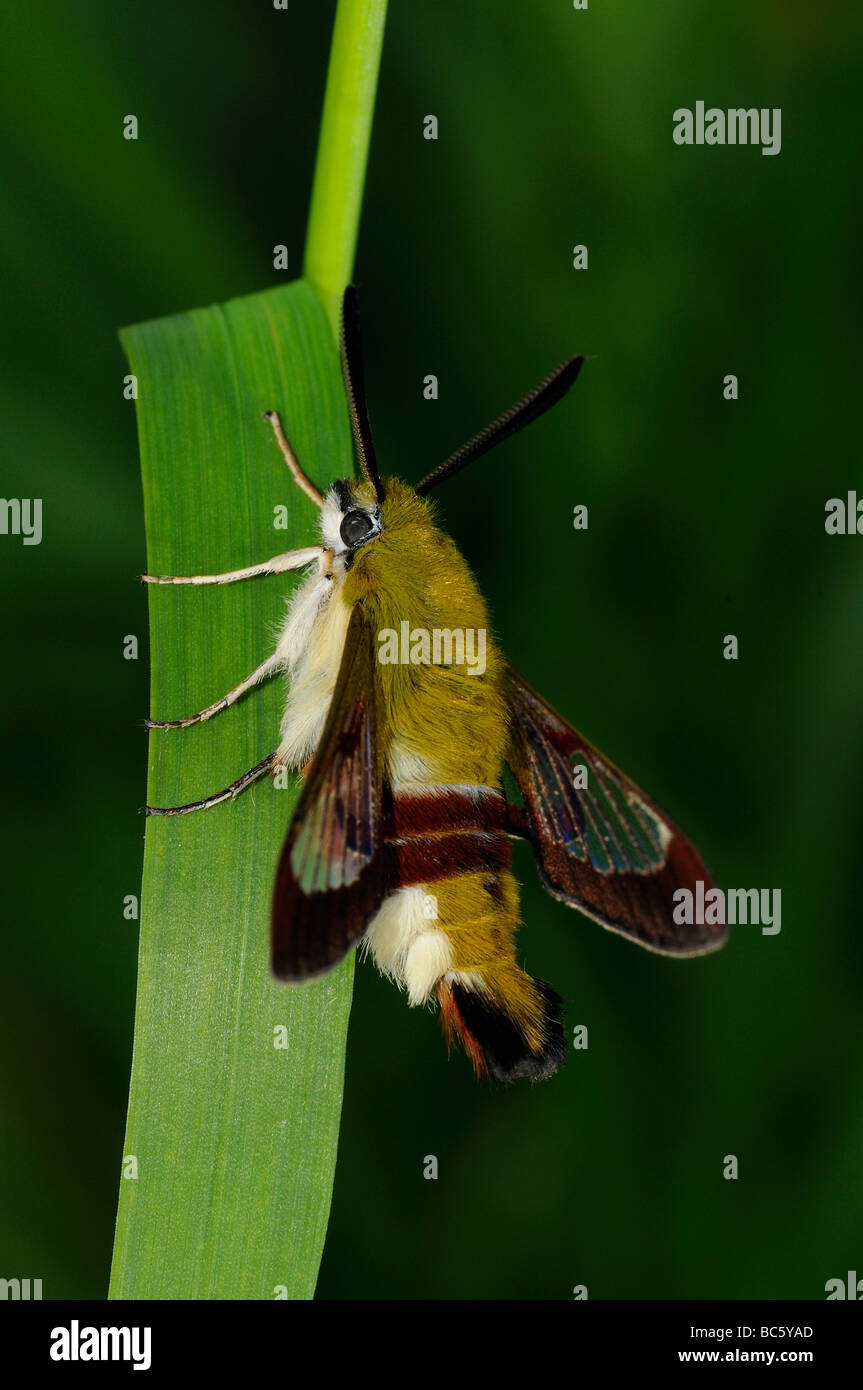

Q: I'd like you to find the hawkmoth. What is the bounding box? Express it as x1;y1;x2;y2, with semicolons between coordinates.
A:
145;288;725;1083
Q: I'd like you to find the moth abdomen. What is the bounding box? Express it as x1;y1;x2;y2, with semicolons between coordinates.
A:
364;783;566;1081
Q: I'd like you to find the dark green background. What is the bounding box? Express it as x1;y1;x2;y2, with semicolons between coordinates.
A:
2;0;861;1299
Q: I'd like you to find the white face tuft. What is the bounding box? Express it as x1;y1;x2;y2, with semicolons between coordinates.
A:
320;487;346;553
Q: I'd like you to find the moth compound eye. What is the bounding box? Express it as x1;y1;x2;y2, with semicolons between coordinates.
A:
340;510;375;548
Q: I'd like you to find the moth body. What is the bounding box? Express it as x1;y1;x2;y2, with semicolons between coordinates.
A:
145;287;725;1084
276;475;565;1081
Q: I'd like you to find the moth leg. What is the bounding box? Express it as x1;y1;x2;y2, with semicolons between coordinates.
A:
146;751;277;817
146;652;283;730
142;545;324;586
262;410;324;508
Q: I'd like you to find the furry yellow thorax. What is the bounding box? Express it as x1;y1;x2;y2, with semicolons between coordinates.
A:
342;478;508;788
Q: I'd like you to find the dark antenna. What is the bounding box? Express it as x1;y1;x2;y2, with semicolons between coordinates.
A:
340;286;385;503
415;354;586;496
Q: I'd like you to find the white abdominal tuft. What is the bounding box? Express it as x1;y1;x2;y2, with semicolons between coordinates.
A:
364;887;453;1005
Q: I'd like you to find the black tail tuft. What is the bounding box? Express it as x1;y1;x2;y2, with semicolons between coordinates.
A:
440;976;567;1083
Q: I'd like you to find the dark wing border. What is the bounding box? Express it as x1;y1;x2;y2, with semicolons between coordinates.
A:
271;603;388;980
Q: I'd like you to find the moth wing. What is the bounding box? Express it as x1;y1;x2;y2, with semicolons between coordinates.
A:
504;664;725;956
271;603;389;980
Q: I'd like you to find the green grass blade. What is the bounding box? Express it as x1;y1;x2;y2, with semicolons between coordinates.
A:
110;0;390;1300
109;281;354;1299
304;0;389;334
